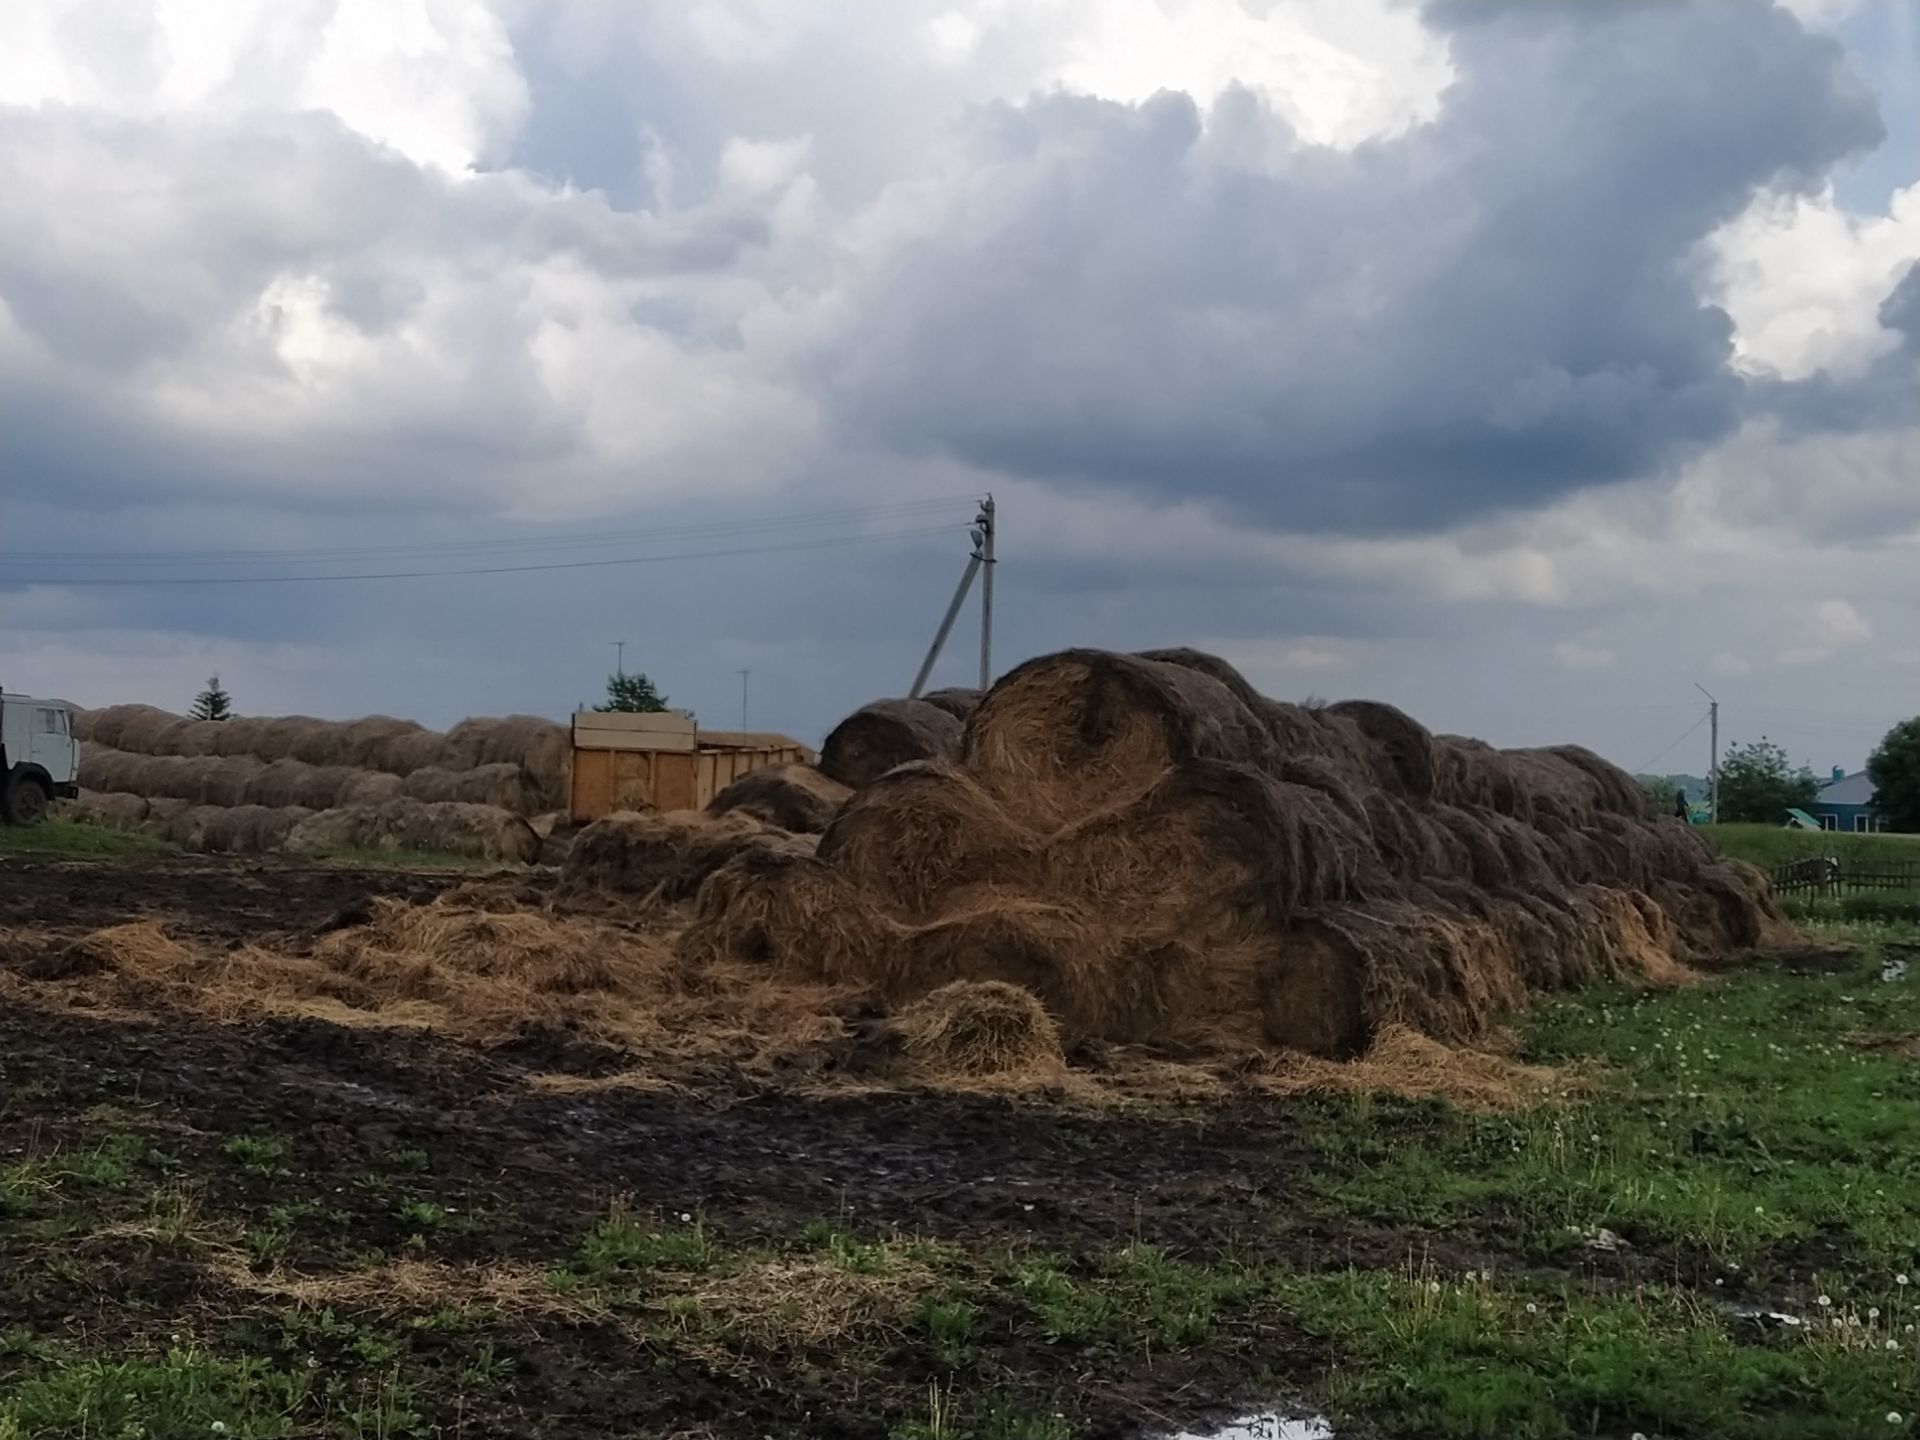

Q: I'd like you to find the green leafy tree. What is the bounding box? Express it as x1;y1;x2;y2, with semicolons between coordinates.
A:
596;672;670;713
1714;737;1818;823
189;675;233;722
1867;716;1920;833
1637;775;1680;814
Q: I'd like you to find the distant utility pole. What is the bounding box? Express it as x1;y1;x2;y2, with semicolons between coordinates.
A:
1695;682;1719;823
737;668;750;731
910;495;996;698
614;640;626;678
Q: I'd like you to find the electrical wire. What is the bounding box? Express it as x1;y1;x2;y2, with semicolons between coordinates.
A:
0;495;982;567
1632;710;1711;776
17;523;963;588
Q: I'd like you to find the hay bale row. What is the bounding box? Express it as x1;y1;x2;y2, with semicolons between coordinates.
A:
660;645;1785;1061
60;785;537;863
72;707;569;811
78;744;539;817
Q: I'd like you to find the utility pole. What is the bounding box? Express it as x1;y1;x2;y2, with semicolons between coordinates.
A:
1695;683;1719;823
613;640;626;678
978;494;995;690
910;496;997;699
737;668;750;731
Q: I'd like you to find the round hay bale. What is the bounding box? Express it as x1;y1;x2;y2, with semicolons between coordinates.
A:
677;848;892;972
77;745;145;796
402;764;535;814
816;762;1034;915
340;771;406;805
343;716;429;767
286;801;539;864
444;717;570;810
918;688;983;721
895;980;1064;1078
820;699;963;791
561;810;814;905
369;729;455;774
65;789;151;829
251;716;333;763
962;649;1270;824
86;705;180;753
144;797;192;827
707;765;852;834
208;716;273;758
1325;699;1437;801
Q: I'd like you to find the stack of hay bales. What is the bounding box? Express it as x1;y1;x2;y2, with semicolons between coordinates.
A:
662;647;1787;1059
66;705;559;862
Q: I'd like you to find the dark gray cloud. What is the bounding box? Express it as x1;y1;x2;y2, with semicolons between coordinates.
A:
806;1;1880;534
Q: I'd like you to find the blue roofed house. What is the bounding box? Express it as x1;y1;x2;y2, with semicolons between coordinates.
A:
1811;767;1882;832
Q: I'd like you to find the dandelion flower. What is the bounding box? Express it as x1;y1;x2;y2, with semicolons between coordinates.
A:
1888;1414;1902;1426
1525;1303;1537;1314
1870;1307;1881;1319
1819;1295;1833;1307
1898;1275;1910;1287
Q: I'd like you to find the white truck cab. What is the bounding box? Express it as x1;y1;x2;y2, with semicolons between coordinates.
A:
0;691;80;825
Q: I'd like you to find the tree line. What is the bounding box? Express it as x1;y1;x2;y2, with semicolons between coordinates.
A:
1640;717;1920;832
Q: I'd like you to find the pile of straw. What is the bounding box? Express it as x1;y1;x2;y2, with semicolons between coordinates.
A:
674;647;1788;1058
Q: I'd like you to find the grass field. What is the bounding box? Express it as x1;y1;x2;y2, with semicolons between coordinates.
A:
1;819;499;872
4;861;1917;1438
0;817;176;861
1702;823;1920;870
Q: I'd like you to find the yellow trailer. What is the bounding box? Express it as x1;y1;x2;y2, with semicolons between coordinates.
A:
568;711;813;822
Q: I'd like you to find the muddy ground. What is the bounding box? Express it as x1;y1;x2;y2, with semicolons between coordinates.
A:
0;857;1360;1438
6;856;1906;1440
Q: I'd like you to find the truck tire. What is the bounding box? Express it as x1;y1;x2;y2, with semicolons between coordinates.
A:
3;771;51;826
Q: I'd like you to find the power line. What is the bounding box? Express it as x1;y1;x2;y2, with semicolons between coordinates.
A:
1633;711;1710;775
16;524;961;588
0;495;981;567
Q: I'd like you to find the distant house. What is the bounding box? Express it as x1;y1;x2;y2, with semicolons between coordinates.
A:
1811;767;1883;832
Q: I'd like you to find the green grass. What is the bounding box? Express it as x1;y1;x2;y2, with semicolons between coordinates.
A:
1702;823;1920;869
1298;942;1920;1272
0;1347;308;1439
1284;1267;1919;1440
0;818;174;860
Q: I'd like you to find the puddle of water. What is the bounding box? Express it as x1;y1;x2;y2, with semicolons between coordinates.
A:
1168;1414;1335;1440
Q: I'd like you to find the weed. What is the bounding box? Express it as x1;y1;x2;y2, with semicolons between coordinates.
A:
223;1135;290;1177
393;1200;445;1232
0;1347;307;1439
576;1203;715;1276
919;1297;980;1368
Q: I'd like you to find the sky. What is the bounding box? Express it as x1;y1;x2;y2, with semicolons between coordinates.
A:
1;0;1915;777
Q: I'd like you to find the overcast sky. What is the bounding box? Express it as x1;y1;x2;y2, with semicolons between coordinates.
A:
2;0;1915;776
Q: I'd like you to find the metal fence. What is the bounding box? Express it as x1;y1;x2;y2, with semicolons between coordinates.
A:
1770;857;1920;896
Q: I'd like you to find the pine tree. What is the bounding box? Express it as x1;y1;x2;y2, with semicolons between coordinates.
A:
596;672;669;713
189;675;234;722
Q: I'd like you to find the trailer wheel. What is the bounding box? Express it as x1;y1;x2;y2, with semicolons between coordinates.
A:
3;771;51;826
